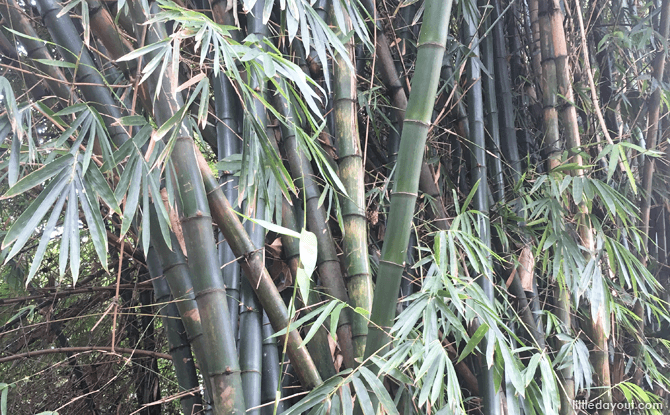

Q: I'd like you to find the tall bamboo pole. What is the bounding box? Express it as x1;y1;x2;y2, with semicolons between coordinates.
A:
480;6;505;204
363;0;453;360
149;207;214;408
0;0;75;105
537;4;575;414
211;0;243;340
539;1;611;413
261;312;285;415
279;198;338;380
146;247;202;415
641;0;670;253
35;0;130;147
171;137;246;415
463;3;499;414
492;0;521;180
197;152;323;390
330;4;373;360
237;5;270;412
272;90;356;370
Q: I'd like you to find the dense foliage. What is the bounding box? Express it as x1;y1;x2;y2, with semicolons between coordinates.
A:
1;1;670;415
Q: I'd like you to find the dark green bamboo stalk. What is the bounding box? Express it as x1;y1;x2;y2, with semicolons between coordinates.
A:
492;0;521;181
480;6;505;204
330;4;373;361
0;0;75;105
35;0;129;147
463;3;499;414
272;89;356;370
237;3;268;412
146;247;202;415
171;137;246;415
261;312;285;415
211;0;242;340
363;0;453;360
280;199;338;380
196;152;323;390
641;0;670;250
149;207;215;409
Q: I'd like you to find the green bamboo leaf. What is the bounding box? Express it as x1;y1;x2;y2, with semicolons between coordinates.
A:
32;58;76;69
117;39;170;62
120;160;144;236
25;192;67;286
2;172;70;254
461;179;480;213
0;383;7;415
329;302;347;341
359;366;399;415
456;322;489;364
235;212;301;239
141;167;151;256
301;300;339;348
84;163;120;214
607;144;620;181
2;154;74;198
67;185;80;285
351;376;374;415
77;176;108;272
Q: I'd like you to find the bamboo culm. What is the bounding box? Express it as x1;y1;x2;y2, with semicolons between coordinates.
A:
330;3;373;361
196;152;324;390
146;247;202;415
463;3;499;414
363;0;453;361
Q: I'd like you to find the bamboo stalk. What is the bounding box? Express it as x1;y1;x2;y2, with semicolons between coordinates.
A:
363;0;453;360
480;5;505;204
463;3;499;414
492;0;521;181
641;0;670;252
171;136;246;415
272;89;356;370
238;4;268;412
280;199;338;380
149;207;214;408
330;4;373;361
35;0;129;147
261;311;285;415
196;151;323;390
0;0;75;105
146;247;202;415
537;4;575;414
211;0;242;343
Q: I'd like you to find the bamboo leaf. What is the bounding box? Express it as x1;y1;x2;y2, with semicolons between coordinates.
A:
120;160;144;236
359;366;399;415
26;193;67;286
300;300;339;348
351;376;374;415
457;323;488;364
2;172;70;254
2;154;74;198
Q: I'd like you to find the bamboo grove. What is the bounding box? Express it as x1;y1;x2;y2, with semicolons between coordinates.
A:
1;0;670;414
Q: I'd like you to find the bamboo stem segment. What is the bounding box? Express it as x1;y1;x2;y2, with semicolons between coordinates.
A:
330;4;373;361
363;0;453;361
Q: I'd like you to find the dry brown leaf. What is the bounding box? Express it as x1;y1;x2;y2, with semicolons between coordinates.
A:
161;188;187;257
518;246;534;292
